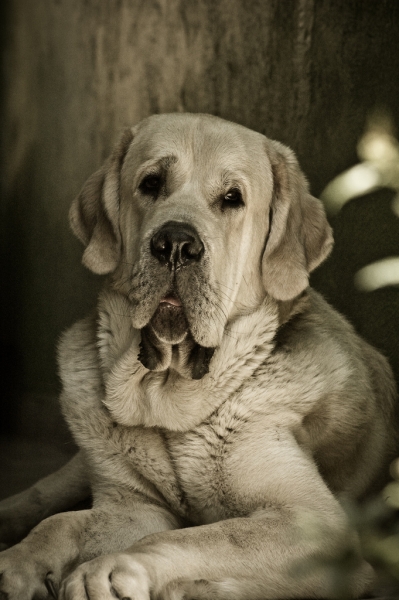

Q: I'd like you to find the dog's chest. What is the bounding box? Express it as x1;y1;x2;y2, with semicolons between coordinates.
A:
163;404;260;524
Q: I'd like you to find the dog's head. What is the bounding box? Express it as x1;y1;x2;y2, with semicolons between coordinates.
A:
70;114;332;378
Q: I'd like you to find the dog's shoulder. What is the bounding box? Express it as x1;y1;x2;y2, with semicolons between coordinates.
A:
58;312;100;400
57;311;108;442
275;289;363;354
272;288;398;495
273;289;390;385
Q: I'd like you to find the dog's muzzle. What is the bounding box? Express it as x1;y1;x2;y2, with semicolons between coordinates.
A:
150;221;204;271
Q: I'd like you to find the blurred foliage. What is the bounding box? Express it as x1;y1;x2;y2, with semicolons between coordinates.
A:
295;462;399;598
321;112;399;292
295;115;399;598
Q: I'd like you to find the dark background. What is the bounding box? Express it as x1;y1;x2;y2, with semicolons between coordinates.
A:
1;0;399;499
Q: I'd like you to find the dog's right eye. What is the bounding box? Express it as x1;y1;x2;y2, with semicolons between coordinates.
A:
139;174;162;195
222;188;244;210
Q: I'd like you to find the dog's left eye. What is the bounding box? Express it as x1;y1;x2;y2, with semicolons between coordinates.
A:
222;188;244;209
139;174;162;195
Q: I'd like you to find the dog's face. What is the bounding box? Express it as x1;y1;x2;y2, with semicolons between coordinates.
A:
70;114;332;378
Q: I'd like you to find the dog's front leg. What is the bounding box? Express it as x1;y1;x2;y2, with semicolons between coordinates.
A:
0;497;182;600
0;452;89;548
60;506;374;600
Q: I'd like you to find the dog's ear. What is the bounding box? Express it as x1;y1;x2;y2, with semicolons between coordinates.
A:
69;128;134;274
262;141;333;301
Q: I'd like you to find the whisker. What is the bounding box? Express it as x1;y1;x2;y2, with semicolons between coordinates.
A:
242;274;250;289
215;281;236;293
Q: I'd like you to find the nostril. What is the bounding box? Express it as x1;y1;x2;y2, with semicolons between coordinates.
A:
151;235;170;261
181;239;203;261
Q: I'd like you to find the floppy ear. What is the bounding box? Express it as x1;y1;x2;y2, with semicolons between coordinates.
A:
262;140;333;301
69;128;134;274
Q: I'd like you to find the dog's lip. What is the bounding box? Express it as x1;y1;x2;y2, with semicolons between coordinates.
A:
159;293;182;307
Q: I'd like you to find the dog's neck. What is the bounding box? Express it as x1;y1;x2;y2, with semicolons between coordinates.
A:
96;288;307;431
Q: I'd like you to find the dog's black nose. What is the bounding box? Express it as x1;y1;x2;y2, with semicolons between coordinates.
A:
151;221;204;269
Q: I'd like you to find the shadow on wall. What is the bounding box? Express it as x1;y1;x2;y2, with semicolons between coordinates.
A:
1;144;102;436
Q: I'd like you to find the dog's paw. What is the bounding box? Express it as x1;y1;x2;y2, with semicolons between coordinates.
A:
0;543;56;600
60;554;150;600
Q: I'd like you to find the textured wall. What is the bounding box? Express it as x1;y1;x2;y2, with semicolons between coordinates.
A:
2;0;399;432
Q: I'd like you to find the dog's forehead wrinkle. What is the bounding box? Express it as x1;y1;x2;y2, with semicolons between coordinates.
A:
128;154;178;189
142;154;178;173
131;117;267;186
136;152;253;192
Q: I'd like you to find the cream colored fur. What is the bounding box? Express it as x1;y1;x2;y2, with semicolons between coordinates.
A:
0;114;397;600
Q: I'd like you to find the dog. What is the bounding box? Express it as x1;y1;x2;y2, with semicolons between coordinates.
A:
0;113;397;600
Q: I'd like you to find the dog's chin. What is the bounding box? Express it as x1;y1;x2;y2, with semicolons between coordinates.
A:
150;302;189;345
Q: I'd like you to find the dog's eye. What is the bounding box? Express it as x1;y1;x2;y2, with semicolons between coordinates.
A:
139;174;162;195
222;188;244;209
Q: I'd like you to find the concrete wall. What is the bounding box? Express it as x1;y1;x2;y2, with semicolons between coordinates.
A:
2;0;399;434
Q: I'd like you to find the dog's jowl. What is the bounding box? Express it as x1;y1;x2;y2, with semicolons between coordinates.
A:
0;114;397;600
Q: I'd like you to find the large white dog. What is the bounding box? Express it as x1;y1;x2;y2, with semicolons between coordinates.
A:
0;114;397;600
